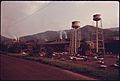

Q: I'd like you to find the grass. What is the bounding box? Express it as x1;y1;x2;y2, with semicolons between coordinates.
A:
24;56;119;80
6;54;119;80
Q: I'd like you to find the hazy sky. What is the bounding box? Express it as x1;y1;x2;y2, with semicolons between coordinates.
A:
1;1;119;39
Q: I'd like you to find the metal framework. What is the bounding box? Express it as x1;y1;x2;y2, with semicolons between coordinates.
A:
69;21;81;55
93;14;105;55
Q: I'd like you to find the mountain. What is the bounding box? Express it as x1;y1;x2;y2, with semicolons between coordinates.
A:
20;31;60;44
73;25;119;41
107;27;119;31
0;35;12;42
1;25;119;44
19;25;119;43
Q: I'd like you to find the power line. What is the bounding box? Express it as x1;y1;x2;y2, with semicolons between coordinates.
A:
10;2;52;26
7;2;52;37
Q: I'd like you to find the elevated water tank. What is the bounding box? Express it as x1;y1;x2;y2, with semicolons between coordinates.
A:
93;14;101;21
72;21;80;29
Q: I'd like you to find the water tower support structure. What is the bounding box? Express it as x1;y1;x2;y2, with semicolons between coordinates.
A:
93;14;105;55
69;21;81;56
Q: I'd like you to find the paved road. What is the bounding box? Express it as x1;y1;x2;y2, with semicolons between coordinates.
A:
0;54;96;80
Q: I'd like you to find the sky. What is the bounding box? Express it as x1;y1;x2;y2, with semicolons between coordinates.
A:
1;1;119;39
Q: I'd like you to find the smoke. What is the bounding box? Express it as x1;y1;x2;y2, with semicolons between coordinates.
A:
59;30;68;40
64;31;68;39
60;31;63;40
14;36;17;40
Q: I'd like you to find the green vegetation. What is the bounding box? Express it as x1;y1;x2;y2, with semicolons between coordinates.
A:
8;54;119;80
37;57;119;80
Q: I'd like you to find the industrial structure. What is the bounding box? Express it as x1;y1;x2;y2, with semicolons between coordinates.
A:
92;14;105;55
69;21;81;56
3;14;116;56
68;14;105;56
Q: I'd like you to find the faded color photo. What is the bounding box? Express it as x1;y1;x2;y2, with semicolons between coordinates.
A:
1;1;119;80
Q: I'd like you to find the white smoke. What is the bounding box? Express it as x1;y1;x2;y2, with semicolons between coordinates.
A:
59;30;68;40
14;36;19;41
60;31;63;40
14;36;17;40
64;31;68;39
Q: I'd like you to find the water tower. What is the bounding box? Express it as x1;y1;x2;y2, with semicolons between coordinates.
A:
93;14;105;55
69;21;81;55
